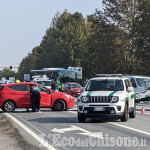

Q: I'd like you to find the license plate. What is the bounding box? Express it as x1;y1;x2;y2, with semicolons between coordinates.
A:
94;107;105;111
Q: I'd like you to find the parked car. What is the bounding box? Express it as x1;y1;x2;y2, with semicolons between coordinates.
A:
35;80;51;89
0;82;74;112
63;82;82;97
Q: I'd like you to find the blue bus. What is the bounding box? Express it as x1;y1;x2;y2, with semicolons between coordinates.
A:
30;68;76;85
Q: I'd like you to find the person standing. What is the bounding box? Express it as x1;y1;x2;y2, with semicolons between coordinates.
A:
16;78;20;83
51;79;56;91
58;81;64;92
30;86;41;112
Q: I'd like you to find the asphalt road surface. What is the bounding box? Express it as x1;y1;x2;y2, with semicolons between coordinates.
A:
3;106;150;150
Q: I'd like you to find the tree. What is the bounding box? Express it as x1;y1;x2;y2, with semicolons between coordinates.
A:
18;46;40;80
102;0;139;74
132;0;150;75
86;13;130;76
36;10;88;69
0;68;17;80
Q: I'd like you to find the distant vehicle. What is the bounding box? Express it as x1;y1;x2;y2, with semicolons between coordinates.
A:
0;82;74;112
32;75;51;89
124;75;150;102
63;82;82;97
36;80;51;89
30;68;77;87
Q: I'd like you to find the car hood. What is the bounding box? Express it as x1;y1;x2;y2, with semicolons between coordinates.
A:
71;88;81;91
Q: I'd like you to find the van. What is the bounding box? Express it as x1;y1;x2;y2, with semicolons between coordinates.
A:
124;75;150;102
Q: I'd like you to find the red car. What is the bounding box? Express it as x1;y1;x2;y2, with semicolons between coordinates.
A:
63;82;82;97
0;82;74;112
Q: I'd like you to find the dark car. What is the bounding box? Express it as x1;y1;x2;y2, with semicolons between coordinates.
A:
63;82;82;97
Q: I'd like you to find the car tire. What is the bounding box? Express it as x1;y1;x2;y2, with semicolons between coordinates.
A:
129;105;136;118
121;103;128;122
53;100;65;111
78;113;86;122
3;100;16;112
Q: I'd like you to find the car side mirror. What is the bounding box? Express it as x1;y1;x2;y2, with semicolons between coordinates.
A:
128;87;134;92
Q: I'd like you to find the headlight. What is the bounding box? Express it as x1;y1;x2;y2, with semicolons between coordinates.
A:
64;94;72;98
81;97;89;103
111;96;119;103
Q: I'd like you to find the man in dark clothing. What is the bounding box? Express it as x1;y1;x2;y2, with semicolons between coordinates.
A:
30;86;40;112
51;79;56;91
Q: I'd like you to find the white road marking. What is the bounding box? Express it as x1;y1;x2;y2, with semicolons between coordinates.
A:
108;122;150;136
69;111;150;136
51;125;103;139
5;113;57;150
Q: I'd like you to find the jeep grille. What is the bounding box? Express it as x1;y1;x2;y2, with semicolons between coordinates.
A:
89;96;112;103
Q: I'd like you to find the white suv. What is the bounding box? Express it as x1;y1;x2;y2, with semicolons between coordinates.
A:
77;74;136;122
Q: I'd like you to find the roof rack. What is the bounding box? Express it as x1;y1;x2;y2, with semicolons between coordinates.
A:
96;74;122;77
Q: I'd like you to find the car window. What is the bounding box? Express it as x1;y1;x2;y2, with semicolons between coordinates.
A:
70;84;81;88
125;80;132;91
130;78;136;87
38;85;48;93
36;81;51;86
8;84;28;91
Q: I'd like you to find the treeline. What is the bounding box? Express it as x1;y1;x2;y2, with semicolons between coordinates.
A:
18;0;150;80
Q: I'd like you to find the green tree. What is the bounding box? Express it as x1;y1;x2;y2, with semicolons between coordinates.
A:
132;0;150;75
86;13;130;76
0;68;17;80
37;10;88;69
18;46;40;80
102;0;139;74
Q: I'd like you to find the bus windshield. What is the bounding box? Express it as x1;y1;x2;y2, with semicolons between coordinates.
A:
58;70;76;83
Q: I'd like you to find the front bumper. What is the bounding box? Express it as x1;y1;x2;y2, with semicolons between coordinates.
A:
78;106;123;118
71;92;82;97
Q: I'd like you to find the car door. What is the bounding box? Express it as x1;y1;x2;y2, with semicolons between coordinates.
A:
8;84;31;107
38;85;52;107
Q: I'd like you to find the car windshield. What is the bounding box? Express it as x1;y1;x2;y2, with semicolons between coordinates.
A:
36;81;51;86
85;79;124;91
136;78;146;87
70;84;81;88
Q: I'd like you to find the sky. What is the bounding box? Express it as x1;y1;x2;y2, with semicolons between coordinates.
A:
0;0;102;72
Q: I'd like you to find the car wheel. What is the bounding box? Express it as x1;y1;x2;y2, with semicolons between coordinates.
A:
53;100;65;111
129;104;136;118
121;103;128;122
3;100;16;112
78;113;86;122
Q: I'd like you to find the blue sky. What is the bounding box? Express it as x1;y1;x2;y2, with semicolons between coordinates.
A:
0;0;102;71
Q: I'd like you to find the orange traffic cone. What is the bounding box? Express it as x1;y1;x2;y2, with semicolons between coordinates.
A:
141;106;146;114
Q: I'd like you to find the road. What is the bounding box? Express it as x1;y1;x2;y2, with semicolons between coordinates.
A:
3;104;150;150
